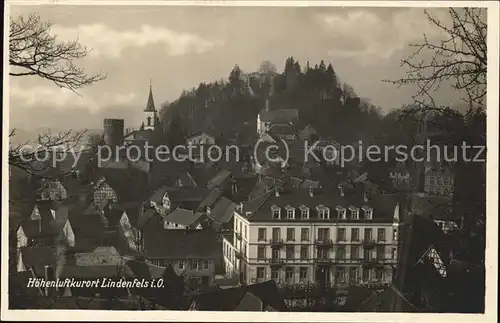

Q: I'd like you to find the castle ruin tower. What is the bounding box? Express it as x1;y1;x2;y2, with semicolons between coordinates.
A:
143;80;158;131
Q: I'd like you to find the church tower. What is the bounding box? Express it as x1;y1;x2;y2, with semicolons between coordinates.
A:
143;81;157;131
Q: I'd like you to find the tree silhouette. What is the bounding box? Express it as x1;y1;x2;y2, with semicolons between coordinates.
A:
9;13;106;93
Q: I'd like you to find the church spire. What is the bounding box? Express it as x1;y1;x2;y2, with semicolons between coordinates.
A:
145;80;156;112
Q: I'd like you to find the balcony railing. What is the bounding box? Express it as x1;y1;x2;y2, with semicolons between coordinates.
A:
314;258;333;266
315;239;333;246
362;258;378;265
269;258;284;266
362;239;376;246
269;238;284;247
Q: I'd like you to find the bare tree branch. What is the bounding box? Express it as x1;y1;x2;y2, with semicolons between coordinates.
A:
9;13;106;94
385;8;487;110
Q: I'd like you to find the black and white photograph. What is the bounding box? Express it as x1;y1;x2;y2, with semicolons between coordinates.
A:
2;1;498;321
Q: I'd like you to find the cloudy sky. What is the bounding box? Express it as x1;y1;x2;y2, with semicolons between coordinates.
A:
8;5;461;133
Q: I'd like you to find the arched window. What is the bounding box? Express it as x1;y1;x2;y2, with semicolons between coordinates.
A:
147;116;152;126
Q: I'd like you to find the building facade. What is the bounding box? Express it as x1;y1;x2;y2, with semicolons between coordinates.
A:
223;188;400;289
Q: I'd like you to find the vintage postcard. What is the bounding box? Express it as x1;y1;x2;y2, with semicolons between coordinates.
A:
2;0;498;322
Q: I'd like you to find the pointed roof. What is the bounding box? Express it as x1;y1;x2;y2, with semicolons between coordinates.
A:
145;84;156;112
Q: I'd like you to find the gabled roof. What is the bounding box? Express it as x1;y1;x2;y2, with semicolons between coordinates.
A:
198;187;223;210
137;208;161;228
207;169;232;189
208;197;237;224
164;207;203;227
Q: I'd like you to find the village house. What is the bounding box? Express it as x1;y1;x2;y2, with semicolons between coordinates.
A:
424;165;454;197
223;186;401;288
163;207;205;230
142;228;220;287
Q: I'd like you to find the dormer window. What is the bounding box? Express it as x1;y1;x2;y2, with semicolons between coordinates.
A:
336;206;346;220
316;204;330;220
299;205;310;219
285;205;295;219
348;206;359;220
362;206;373;220
271;205;281;220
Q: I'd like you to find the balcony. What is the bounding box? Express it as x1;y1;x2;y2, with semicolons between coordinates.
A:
362;239;376;247
268;258;284;266
362;258;378;266
315;239;333;246
332;257;351;264
314;258;333;266
269;238;284;247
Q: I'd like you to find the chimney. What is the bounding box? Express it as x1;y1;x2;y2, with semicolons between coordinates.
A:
338;185;344;197
44;265;56;296
309;186;314;197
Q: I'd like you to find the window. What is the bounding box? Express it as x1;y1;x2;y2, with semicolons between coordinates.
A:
349;206;359;220
337;228;346;241
286;228;295;241
203;260;209;270
363;206;373;220
336;267;346;283
362;267;370;281
377;228;386;241
179;260;185;270
300;246;309;260
351;228;359;241
285;267;294;283
392;248;397;260
443;177;450;185
336;246;346;259
258;228;267;241
272;228;281;241
257;246;266;260
271;205;281;219
271;268;279;281
429;176;436;185
364;228;373;241
376;268;384;281
147;116;152;126
336;206;346;219
316;205;330;219
257;267;265;280
299;267;308;282
318;248;329;260
437;177;443;185
244;225;247;239
301;228;309;241
285;205;295;219
376;245;385;259
272;249;280;261
349;267;359;283
191;259;201;270
392;228;398;241
318;228;330;241
351;246;359;260
286;246;294;259
299;205;309;219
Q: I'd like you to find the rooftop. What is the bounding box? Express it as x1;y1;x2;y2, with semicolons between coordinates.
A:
143;228;219;260
240;188;400;223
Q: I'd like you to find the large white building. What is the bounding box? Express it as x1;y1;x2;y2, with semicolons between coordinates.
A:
223;186;401;288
